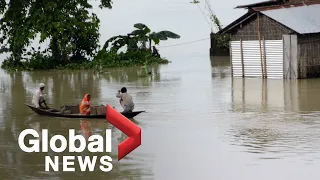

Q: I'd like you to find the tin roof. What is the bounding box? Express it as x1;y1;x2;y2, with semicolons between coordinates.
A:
235;0;285;9
217;11;257;34
260;4;320;34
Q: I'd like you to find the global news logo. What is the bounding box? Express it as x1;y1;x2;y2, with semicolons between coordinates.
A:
18;105;141;172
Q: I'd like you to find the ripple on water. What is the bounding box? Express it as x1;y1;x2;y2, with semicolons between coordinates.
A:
225;111;320;161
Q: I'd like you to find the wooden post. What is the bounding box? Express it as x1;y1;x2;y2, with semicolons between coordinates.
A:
261;78;267;112
240;39;244;77
289;35;292;79
263;36;267;78
229;40;233;76
242;77;245;110
257;13;264;78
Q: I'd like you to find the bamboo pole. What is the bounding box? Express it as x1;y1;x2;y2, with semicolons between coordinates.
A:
263;36;267;78
240;39;244;77
229;41;234;77
257;13;264;78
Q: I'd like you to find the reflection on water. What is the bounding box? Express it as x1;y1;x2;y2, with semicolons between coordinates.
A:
231;78;320;113
100;65;162;86
229;76;320;164
210;56;231;79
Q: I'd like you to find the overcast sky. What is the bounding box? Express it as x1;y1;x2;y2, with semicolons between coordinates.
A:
93;0;258;45
91;0;259;58
94;0;259;40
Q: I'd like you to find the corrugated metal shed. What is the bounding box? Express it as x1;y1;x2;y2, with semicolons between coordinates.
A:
261;4;320;34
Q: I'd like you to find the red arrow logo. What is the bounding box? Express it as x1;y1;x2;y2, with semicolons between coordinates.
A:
105;105;141;161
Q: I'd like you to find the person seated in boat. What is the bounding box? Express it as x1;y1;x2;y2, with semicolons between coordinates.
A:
80;94;91;115
116;87;134;113
32;83;49;109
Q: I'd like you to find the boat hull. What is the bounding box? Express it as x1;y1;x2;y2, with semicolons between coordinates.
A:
25;104;145;119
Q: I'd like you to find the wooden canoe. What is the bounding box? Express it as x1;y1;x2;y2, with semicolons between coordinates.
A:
24;103;145;119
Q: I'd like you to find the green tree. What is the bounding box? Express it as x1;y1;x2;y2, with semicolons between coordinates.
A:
0;0;113;67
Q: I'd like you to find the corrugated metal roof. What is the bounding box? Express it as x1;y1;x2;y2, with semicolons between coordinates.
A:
235;0;284;9
261;4;320;34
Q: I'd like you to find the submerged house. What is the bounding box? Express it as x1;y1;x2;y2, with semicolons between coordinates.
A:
216;0;320;79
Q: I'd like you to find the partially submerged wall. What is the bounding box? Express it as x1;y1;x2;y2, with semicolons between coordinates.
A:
297;33;320;78
210;33;230;56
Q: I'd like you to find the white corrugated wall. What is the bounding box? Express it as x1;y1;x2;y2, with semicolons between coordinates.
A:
230;39;283;79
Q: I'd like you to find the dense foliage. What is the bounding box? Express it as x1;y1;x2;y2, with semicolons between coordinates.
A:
0;0;179;71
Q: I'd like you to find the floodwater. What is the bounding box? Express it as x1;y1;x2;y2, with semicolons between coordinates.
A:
1;52;320;180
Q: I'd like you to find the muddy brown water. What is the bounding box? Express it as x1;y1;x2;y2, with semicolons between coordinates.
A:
1;55;320;179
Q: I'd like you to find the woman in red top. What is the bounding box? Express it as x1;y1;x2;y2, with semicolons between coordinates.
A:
80;94;91;115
